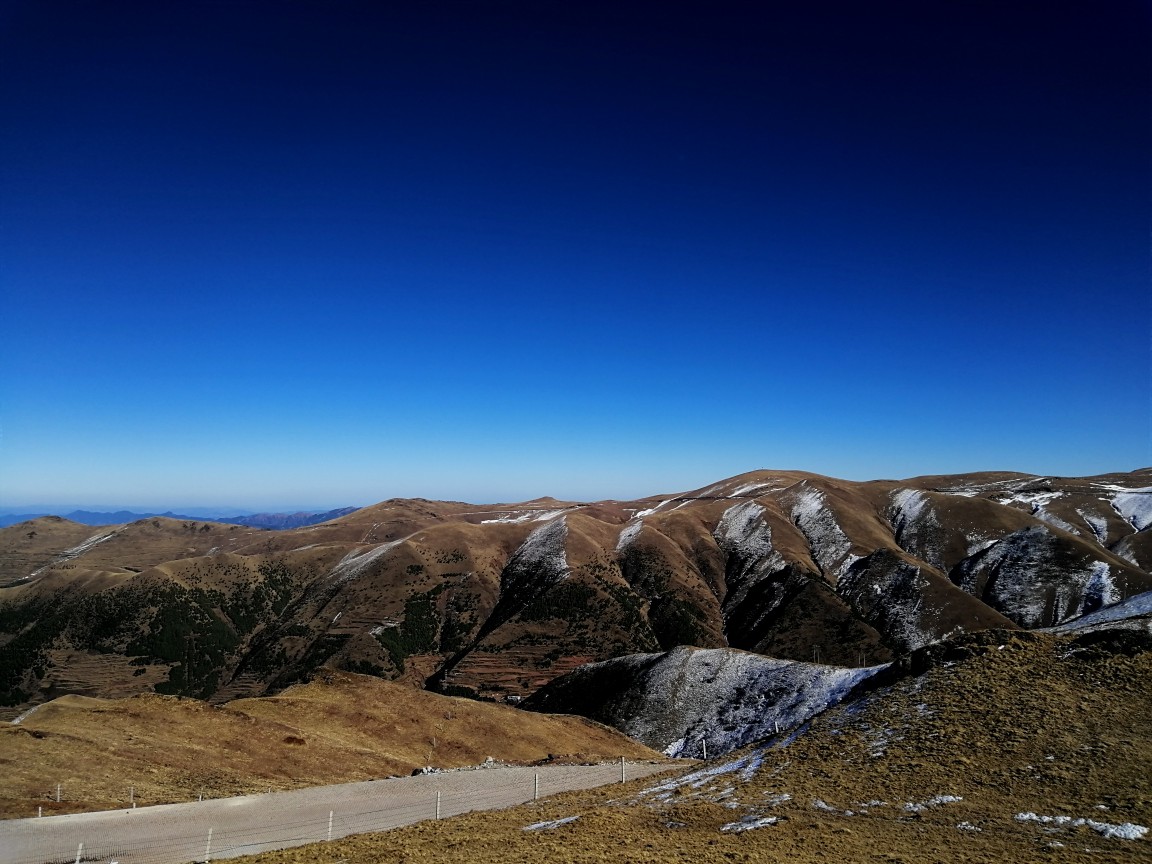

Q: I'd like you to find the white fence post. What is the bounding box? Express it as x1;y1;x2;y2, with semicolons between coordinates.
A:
620;756;625;783
435;791;441;819
74;842;83;864
204;827;213;863
328;810;334;841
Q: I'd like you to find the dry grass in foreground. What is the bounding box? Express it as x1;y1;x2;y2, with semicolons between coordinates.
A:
0;670;659;819
240;631;1152;864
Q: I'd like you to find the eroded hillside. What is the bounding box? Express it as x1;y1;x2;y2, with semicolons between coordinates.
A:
0;469;1148;713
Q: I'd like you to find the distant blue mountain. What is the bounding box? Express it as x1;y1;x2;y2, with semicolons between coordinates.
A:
0;507;359;530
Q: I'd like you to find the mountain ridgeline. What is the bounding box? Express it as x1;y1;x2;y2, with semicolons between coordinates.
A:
0;469;1149;715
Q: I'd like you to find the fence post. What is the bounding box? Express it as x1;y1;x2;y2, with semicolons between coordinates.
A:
533;773;539;801
74;842;82;864
204;827;213;863
130;786;135;808
620;756;625;783
328;810;334;841
435;791;441;820
57;783;61;803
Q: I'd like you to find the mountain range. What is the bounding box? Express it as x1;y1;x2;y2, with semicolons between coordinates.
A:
0;467;1149;717
0;507;359;530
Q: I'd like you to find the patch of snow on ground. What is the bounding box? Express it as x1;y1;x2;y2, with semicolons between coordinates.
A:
721;815;778;832
1077;509;1111;544
523;815;580;831
632;500;672;519
714;501;786;612
966;535;998;556
1002;490;1065;508
642;750;766;800
1111;488;1152;531
888;489;944;569
1015;813;1148;841
616;520;644;552
30;528;121;576
957;526;1121;627
956;822;981;832
1083;560;1121;609
480;508;568;524
937;477;1042;497
904;795;963;812
506;517;570;582
621;647;889;759
9;704;44;725
1043;589;1152;634
329;537;408;583
728;481;774;498
716;501;774;561
1112;536;1141;566
1033;506;1081;535
790;486;857;579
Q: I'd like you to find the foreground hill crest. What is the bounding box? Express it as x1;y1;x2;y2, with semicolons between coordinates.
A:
0;467;1149;713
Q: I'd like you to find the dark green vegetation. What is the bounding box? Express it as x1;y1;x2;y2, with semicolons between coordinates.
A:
1;468;1150;714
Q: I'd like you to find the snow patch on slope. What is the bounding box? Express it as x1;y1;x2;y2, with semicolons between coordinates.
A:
714;501;787;616
838;555;935;652
1111;488;1152;531
1032;506;1080;535
728;481;777;498
616;520;644;552
789;486;859;579
1042;589;1152;634
716;501;776;563
30;528;122;577
480;508;569;524
507;517;570;582
561;646;887;759
632;500;673;519
1077;509;1111;544
330;537;409;583
956;527;1123;627
1015;812;1148;841
888;489;944;569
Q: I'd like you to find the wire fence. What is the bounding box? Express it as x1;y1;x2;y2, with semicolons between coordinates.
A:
0;761;674;864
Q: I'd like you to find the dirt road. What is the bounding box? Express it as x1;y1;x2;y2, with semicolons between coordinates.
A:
1;761;674;864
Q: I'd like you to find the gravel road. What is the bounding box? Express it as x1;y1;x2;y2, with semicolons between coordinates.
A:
1;761;674;864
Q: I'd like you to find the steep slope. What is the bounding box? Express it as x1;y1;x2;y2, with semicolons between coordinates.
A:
240;626;1152;864
523;645;888;757
1;468;1149;714
525;588;1152;759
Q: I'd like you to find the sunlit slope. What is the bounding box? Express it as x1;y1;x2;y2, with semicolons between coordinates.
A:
1;468;1148;713
242;627;1152;864
0;670;659;819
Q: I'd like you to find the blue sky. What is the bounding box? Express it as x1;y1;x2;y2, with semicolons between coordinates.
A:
2;1;1149;510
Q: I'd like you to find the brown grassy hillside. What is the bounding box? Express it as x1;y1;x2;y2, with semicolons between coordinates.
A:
2;469;1149;715
238;629;1152;864
0;671;659;819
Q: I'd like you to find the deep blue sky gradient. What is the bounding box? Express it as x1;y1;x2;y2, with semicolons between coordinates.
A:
2;1;1149;508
